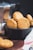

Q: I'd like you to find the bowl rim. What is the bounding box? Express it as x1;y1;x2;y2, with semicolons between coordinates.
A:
4;25;32;30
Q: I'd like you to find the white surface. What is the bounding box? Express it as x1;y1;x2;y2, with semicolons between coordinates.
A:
22;29;33;50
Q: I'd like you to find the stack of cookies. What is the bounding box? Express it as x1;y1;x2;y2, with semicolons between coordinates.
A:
4;11;33;29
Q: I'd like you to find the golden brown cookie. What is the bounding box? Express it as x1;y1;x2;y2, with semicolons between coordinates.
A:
1;39;13;48
6;19;17;28
4;39;13;48
26;14;32;22
0;39;13;48
13;11;24;21
17;18;30;29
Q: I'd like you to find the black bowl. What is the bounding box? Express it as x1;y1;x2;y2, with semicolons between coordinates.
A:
4;25;32;40
4;3;32;40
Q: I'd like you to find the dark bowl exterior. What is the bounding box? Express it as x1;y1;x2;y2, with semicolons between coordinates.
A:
4;26;32;40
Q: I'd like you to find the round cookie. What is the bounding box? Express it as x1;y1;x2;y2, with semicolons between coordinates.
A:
13;11;24;21
26;14;32;22
17;18;30;29
6;19;17;28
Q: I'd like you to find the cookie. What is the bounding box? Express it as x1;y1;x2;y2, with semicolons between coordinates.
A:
17;18;30;29
7;19;17;28
0;39;13;48
26;14;32;22
1;39;13;48
13;11;24;21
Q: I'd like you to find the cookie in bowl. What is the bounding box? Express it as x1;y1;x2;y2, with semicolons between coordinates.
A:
13;11;24;21
17;18;30;29
26;14;32;22
6;19;17;28
4;11;32;40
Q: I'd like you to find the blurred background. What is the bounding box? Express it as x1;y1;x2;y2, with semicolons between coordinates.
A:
0;0;33;16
